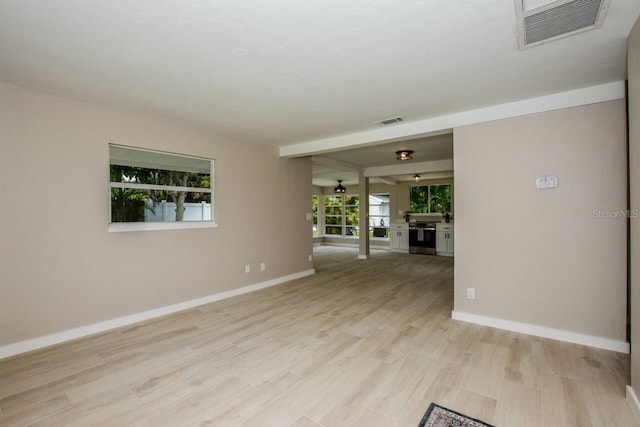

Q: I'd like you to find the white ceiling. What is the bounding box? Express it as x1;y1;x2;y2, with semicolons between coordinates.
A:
1;0;638;185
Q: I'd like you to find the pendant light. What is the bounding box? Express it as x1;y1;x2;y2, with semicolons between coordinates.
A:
413;174;421;182
334;180;346;193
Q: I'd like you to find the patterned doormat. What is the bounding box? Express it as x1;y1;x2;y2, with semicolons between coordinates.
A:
418;403;495;427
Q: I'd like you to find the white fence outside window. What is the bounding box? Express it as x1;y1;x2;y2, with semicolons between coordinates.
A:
145;201;211;222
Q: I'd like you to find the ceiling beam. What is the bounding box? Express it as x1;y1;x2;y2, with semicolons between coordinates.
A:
364;159;453;177
281;81;624;158
374;177;398;185
311;156;362;172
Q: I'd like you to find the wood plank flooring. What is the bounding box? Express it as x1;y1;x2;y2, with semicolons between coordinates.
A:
0;246;636;426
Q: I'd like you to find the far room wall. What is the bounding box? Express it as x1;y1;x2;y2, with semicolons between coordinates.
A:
312;179;454;247
313;183;397;248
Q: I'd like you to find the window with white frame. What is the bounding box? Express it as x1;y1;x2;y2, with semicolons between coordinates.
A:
409;184;451;214
312;195;319;236
323;194;359;236
344;195;359;236
109;145;215;231
324;195;343;235
369;194;390;238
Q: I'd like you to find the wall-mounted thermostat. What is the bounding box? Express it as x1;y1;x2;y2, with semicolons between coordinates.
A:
536;175;558;189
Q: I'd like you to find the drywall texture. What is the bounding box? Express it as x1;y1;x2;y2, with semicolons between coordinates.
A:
454;100;627;343
0;82;313;347
629;16;640;391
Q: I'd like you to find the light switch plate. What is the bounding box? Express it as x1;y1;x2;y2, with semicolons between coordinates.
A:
536;175;558;189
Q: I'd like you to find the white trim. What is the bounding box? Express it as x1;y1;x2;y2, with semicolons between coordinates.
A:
451;310;629;354
0;269;315;360
110;182;212;193
320;241;361;248
364;159;454;178
319;241;390;250
626;386;640;424
110;144;214;174
280;81;625;157
108;221;218;232
358;254;368;259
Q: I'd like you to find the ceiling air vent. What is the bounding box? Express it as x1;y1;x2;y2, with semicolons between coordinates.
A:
378;116;404;125
515;0;610;49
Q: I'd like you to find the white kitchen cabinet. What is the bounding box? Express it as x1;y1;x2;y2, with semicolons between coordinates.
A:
436;223;454;256
390;223;409;253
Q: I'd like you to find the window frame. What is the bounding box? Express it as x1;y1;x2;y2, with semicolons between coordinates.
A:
312;195;319;236
108;144;217;232
324;195;344;236
369;193;390;239
344;194;360;236
409;183;451;214
323;194;360;237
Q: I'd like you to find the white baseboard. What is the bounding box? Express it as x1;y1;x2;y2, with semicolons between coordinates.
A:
320;242;390;251
627;386;640;424
451;310;629;354
0;269;315;360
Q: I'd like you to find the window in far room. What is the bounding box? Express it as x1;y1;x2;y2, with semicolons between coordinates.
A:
344;195;360;236
324;195;343;235
323;194;360;236
369;193;390;238
409;184;451;214
312;195;319;236
109;144;215;232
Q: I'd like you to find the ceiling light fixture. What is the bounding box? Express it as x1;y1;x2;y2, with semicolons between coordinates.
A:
414;174;421;182
334;180;346;194
396;150;413;161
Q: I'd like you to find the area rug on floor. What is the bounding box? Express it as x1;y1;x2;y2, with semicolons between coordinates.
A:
418;403;494;427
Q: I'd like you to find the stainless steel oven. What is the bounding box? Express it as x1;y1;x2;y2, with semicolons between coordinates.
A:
408;221;437;255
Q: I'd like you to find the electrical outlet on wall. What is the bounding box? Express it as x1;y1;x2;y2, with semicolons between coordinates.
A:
260;262;266;271
467;288;476;300
308;254;313;262
245;264;251;273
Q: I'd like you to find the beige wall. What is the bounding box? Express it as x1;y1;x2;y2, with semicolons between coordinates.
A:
454;100;627;342
629;17;640;393
0;82;313;347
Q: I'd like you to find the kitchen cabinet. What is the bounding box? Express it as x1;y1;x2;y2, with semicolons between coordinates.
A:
436;223;454;256
390;223;409;253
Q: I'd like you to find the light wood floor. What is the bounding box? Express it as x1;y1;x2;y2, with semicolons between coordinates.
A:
0;246;636;426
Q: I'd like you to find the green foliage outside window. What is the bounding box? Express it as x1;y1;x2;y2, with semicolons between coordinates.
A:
110;165;210;222
312;195;319;236
409;184;451;214
345;195;359;230
323;194;360;236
